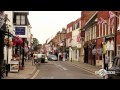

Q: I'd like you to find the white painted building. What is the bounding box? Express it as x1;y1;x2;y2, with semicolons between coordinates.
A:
71;24;81;61
4;11;14;64
71;19;81;62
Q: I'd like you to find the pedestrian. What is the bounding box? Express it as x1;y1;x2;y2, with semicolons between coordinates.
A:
105;55;110;71
31;52;34;65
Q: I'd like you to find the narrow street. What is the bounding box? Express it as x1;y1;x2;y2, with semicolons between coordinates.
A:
35;61;101;79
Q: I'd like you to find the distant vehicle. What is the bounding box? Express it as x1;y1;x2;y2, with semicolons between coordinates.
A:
37;54;48;63
107;56;120;79
48;55;58;61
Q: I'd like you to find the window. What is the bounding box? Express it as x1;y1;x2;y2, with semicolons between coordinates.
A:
95;25;96;38
16;15;20;25
105;24;107;36
72;25;75;30
117;46;120;56
99;24;100;37
93;26;94;39
76;22;79;29
21;15;25;25
91;28;93;40
108;18;110;35
16;15;25;25
102;23;104;37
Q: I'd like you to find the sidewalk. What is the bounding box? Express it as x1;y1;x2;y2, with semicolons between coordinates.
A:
66;60;101;75
4;60;37;79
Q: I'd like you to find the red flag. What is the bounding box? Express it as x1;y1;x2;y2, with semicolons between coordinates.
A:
109;11;115;28
109;11;115;19
98;17;107;24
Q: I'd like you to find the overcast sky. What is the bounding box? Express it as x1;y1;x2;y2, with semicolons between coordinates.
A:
28;11;81;44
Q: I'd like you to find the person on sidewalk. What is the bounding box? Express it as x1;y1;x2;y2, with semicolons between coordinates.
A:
31;52;34;65
105;55;110;71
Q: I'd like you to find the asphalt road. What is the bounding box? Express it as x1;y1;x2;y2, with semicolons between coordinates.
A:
35;61;101;79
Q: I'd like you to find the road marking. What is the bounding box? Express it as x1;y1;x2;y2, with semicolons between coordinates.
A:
66;62;101;78
54;64;68;70
41;77;54;79
30;70;40;79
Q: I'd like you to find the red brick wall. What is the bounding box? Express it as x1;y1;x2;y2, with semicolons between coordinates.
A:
116;34;120;44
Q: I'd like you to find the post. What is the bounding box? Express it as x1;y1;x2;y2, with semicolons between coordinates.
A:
114;12;118;56
102;37;106;69
0;29;4;79
6;29;9;77
0;11;5;79
22;38;25;67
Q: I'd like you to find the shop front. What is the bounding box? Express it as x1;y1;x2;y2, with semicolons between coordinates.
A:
106;38;114;68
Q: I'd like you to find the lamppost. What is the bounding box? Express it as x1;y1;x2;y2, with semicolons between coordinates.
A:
102;37;106;69
3;14;10;77
0;11;5;79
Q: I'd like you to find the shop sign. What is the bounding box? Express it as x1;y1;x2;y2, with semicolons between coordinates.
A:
15;27;25;35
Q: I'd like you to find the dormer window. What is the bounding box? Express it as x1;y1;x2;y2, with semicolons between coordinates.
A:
16;15;25;25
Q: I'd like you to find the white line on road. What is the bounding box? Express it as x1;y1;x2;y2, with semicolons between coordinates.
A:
30;70;40;79
41;77;54;79
54;64;68;70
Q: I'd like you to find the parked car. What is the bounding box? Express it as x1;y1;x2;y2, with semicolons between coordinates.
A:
48;55;58;61
107;56;120;79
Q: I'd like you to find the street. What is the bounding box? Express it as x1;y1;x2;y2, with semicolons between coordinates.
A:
35;61;101;79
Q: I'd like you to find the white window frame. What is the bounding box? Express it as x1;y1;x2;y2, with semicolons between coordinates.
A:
21;15;25;25
105;24;107;36
102;23;104;37
93;26;94;39
85;31;87;41
99;24;101;37
94;25;96;39
117;45;120;56
108;18;110;35
89;28;91;40
16;15;20;25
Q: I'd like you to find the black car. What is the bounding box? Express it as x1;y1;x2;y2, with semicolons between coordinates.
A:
107;56;120;79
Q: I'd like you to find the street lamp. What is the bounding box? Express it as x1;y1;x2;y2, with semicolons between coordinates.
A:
4;14;10;77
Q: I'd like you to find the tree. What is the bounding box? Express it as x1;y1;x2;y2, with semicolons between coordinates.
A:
33;38;39;46
32;38;39;51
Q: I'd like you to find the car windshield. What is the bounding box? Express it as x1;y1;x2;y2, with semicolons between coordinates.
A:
51;55;57;58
